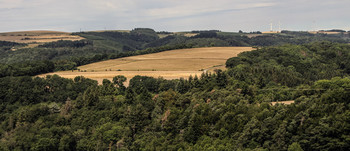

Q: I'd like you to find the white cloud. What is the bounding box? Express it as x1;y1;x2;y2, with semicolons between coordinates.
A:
0;0;58;9
146;2;275;19
0;0;349;32
86;0;136;11
0;0;23;9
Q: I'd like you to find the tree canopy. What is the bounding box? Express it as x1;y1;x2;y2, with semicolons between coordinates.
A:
1;41;350;150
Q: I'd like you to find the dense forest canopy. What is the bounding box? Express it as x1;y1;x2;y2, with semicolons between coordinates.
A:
1;39;350;150
0;40;27;51
226;42;350;87
38;40;93;48
0;41;26;47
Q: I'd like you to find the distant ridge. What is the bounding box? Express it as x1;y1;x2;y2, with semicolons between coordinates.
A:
0;30;69;35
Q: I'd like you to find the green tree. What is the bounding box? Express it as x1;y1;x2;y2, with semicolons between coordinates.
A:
83;86;99;107
125;88;136;104
288;142;303;151
100;79;116;95
113;75;127;89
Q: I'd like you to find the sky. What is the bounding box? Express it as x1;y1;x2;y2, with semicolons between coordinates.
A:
0;0;349;32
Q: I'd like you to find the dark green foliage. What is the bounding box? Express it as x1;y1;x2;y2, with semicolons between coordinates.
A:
112;75;127;94
0;60;55;77
0;75;97;106
125;88;136;105
192;31;218;38
248;33;347;46
321;29;346;33
288;142;304;151
226;42;350;87
130;28;159;42
83;86;99;107
129;75;161;93
2;42;350;150
191;30;221;33
0;40;26;47
1;76;349;151
75;28;159;52
38;39;93;48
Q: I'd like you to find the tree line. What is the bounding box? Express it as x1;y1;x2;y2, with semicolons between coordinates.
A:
38;40;93;48
0;40;26;47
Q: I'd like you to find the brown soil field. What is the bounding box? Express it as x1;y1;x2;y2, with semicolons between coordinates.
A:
39;47;253;84
0;30;84;47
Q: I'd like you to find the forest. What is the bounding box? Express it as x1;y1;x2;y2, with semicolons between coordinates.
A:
1;39;350;150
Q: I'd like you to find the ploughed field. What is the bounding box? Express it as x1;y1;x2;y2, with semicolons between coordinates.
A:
40;47;253;84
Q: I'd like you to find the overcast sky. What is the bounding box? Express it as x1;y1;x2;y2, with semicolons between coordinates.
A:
0;0;349;32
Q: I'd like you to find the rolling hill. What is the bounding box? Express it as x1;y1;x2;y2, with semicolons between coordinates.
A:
39;47;253;84
0;30;84;48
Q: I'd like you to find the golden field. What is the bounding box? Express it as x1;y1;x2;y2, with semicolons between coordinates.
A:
39;47;253;84
0;31;84;48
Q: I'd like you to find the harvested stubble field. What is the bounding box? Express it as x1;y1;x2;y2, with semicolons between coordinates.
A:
0;31;84;47
40;47;253;84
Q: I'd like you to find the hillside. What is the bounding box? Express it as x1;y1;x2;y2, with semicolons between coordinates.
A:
0;30;84;48
1;29;349;76
77;29;350;52
1;42;350;150
39;47;253;84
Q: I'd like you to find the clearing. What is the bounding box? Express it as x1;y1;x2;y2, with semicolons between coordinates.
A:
39;47;253;84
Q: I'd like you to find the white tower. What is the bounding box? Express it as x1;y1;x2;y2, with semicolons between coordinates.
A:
278;21;281;32
270;23;273;32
